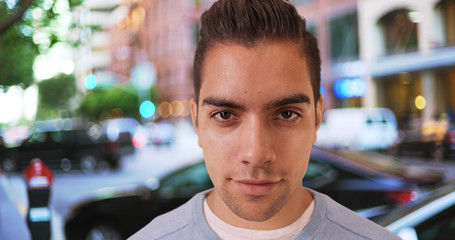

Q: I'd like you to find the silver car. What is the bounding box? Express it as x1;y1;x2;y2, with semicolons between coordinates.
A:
377;180;455;240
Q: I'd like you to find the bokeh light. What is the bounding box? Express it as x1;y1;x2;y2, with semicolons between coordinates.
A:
84;74;98;90
159;102;172;118
171;100;184;117
132;132;146;149
139;100;156;118
415;95;427;110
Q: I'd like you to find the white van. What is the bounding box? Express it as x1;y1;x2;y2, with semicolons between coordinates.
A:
316;108;398;151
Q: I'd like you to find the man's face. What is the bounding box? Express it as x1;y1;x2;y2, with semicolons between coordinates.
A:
191;42;323;225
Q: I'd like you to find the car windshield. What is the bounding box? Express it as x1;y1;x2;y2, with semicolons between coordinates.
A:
159;162;211;190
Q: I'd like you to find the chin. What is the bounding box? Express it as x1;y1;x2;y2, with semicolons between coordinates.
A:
235;209;277;222
225;193;289;222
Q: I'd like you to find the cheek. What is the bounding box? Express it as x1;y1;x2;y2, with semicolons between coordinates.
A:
199;122;237;153
275;127;313;151
199;125;237;172
274;132;312;174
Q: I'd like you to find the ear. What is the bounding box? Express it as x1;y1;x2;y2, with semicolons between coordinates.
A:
190;98;199;135
313;94;324;144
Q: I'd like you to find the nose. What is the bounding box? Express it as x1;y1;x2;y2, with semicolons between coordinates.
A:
237;117;276;167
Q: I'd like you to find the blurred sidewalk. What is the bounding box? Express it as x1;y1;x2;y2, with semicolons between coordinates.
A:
0;173;30;240
0;172;64;240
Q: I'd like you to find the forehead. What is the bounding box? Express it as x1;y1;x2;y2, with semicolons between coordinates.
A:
199;42;313;104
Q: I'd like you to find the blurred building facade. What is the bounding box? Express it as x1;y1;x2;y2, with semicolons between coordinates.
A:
297;0;455;126
106;0;216;119
294;0;359;111
72;0;128;90
358;0;455;126
77;0;455;124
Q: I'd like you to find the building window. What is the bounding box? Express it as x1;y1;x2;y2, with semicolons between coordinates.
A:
378;9;419;56
376;72;423;127
329;12;359;62
435;0;455;47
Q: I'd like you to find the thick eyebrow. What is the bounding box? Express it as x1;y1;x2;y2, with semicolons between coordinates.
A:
202;97;246;110
201;93;311;110
264;93;311;109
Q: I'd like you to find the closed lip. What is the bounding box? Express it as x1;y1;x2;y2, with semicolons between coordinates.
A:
233;179;281;196
234;179;280;184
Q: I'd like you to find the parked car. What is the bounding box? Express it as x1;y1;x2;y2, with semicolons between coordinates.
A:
0;131;5;151
316;108;398;150
377;179;455;240
0;134;7;170
144;121;175;147
64;147;444;239
0;119;132;172
307;147;445;217
101;118;141;155
65;161;213;240
390;118;455;160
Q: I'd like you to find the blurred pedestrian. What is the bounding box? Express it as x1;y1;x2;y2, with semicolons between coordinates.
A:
130;0;400;239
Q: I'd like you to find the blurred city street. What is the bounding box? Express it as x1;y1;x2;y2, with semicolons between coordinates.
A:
1;0;455;239
2;126;455;239
0;121;202;240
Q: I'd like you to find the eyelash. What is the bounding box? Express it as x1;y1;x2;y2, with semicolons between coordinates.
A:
210;110;302;124
211;111;237;123
275;110;302;123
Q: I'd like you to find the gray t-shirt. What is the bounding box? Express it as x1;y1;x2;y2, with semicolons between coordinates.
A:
128;189;401;240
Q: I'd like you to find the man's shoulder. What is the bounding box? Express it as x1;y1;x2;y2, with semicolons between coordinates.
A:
128;191;210;240
128;199;192;239
310;190;401;240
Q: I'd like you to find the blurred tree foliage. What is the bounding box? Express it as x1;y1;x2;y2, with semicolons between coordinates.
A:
0;1;37;88
0;0;32;35
0;0;84;89
0;20;37;88
78;85;157;121
36;73;76;119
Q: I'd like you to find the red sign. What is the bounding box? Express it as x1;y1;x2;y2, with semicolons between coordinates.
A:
24;159;53;189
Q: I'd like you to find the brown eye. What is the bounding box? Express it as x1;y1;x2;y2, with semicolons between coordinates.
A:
211;111;237;123
219;111;231;119
281;111;294;119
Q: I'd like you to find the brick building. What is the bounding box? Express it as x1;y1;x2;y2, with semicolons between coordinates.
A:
84;0;455;123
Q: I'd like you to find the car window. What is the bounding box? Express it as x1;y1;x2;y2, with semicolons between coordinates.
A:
159;162;212;198
49;131;74;143
74;130;94;142
27;131;48;144
415;204;455;240
303;159;337;189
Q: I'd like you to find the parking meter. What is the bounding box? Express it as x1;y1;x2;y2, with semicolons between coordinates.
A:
24;158;54;240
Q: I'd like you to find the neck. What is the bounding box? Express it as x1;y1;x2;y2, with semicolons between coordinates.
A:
207;186;313;230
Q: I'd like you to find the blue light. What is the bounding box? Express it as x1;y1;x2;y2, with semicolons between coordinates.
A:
333;77;366;99
84;74;97;90
139;100;156;118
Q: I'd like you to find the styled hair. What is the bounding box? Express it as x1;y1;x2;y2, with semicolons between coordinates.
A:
193;0;321;104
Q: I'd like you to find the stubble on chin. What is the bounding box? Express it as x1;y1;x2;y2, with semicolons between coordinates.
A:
216;183;292;222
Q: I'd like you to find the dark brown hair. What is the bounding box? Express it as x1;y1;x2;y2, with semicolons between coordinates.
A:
193;0;321;104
